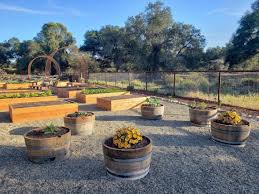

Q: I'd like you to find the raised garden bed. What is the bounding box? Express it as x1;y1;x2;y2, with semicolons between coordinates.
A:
0;92;57;111
4;83;32;90
9;100;78;123
0;89;38;94
76;88;130;104
97;95;147;111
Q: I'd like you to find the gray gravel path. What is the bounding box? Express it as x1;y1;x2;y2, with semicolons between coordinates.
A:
0;101;258;194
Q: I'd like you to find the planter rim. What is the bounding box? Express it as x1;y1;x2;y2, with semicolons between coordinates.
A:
64;112;95;119
103;135;152;152
189;106;217;111
141;104;164;108
24;126;70;140
211;119;250;128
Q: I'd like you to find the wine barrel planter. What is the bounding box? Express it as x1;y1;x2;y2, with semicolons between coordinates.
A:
141;104;164;120
24;127;71;163
189;107;218;125
64;112;95;135
103;136;152;180
211;119;251;146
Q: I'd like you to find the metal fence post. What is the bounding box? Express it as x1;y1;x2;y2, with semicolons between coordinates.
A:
173;72;176;96
115;72;117;87
218;71;221;106
145;72;148;91
105;72;107;86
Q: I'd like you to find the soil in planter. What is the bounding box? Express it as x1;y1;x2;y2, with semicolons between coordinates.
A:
66;112;94;118
26;127;69;138
105;136;150;149
191;106;216;110
213;119;249;126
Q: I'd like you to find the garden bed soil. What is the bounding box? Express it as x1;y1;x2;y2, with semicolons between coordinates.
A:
26;127;69;138
66;112;94;118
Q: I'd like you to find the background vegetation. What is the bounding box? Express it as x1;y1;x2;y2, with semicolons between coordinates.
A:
0;0;258;74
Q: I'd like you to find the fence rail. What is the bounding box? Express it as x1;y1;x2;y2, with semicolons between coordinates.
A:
89;71;259;111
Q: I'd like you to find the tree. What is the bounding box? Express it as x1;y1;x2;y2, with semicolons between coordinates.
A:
225;0;259;69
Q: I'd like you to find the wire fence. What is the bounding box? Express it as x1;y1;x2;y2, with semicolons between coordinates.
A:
89;71;259;111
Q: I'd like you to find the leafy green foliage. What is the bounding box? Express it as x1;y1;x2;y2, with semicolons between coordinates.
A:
145;97;161;107
43;123;58;135
81;88;125;94
225;0;259;69
189;101;208;109
0;90;52;99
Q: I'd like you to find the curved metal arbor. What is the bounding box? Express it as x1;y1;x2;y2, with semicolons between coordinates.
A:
27;55;60;79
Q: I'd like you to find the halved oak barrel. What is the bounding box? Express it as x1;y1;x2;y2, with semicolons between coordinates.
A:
24;127;71;163
189;107;218;125
141;105;164;120
64;113;95;135
211;119;251;146
103;136;152;180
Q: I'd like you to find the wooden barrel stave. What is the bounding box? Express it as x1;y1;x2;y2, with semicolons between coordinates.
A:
211;120;251;145
24;127;71;163
141;105;164;120
103;136;152;180
189;108;218;125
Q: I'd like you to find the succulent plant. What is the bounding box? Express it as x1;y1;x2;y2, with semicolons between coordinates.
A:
217;111;242;125
113;126;143;149
43;123;58;135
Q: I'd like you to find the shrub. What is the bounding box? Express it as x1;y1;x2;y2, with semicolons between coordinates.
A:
126;85;134;91
113;126;142;149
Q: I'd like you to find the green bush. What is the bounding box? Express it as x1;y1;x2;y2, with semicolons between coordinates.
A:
81;88;125;95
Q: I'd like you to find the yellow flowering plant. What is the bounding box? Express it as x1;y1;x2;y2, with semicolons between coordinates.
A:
113;126;143;149
217;111;242;125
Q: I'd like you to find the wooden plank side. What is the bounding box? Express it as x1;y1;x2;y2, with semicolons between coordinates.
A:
0;96;58;111
10;103;78;123
78;91;130;104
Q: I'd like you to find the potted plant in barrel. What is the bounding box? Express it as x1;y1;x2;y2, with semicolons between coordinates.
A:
141;97;164;120
189;101;218;125
24;123;71;163
103;126;152;180
64;111;95;135
211;111;251;146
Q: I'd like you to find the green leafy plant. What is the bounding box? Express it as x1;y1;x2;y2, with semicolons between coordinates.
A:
43;123;58;135
145;97;161;107
0;90;52;99
189;101;208;109
81;88;125;95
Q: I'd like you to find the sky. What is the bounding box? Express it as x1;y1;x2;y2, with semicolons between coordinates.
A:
0;0;255;49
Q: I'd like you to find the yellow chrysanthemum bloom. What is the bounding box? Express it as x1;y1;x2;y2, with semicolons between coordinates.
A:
218;111;242;125
112;126;143;149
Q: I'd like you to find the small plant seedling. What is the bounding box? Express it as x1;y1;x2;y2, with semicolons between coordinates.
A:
43;123;58;135
190;101;208;109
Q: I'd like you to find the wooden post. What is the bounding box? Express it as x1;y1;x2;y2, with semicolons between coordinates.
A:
128;72;131;86
173;72;176;96
218;71;221;106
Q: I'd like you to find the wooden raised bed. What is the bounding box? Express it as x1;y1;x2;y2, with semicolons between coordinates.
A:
0;96;58;111
76;91;130;104
0;89;38;93
63;88;83;98
0;83;5;89
4;83;32;89
97;95;147;111
57;87;86;98
9;100;78;123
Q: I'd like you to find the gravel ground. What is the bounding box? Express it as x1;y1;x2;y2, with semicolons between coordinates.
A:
0;101;258;194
